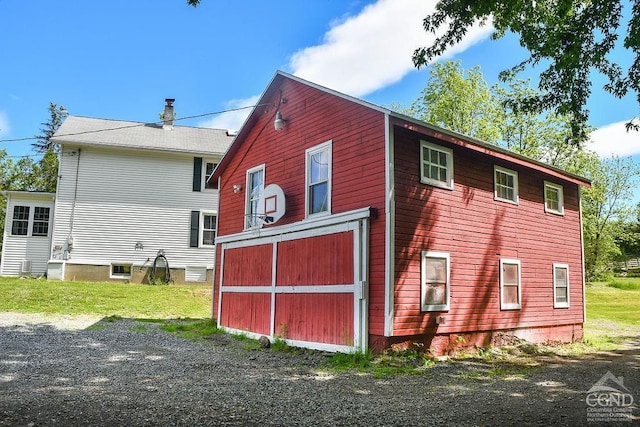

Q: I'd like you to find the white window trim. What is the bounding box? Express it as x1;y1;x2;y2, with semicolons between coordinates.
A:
10;205;51;238
421;251;450;311
305;140;332;219
420;140;454;190
553;263;570;308
245;164;266;230
202;159;219;190
500;258;521;310
494;166;519;205
544;181;565;215
200;211;217;247
110;263;133;280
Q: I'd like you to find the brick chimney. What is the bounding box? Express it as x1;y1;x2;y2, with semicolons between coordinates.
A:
163;98;175;129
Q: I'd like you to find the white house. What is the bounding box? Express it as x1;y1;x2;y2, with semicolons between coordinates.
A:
42;99;233;284
1;191;56;277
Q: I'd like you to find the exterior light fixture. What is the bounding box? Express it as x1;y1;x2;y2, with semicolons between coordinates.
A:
274;111;286;131
233;184;243;193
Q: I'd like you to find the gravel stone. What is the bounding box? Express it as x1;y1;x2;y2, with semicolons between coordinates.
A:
0;313;638;426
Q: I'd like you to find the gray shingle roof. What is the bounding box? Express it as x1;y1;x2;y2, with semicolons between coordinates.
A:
51;116;233;155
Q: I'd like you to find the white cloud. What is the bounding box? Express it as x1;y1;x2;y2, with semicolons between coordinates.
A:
0;111;10;135
197;96;260;132
289;0;493;97
589;120;640;157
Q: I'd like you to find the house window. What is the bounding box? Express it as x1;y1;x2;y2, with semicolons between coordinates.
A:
245;164;265;228
204;161;218;190
553;263;570;308
201;213;217;246
421;251;450;311
32;207;51;236
11;206;30;236
306;141;332;217
544;181;564;215
420;141;453;189
110;264;132;279
494;166;519;204
500;259;521;310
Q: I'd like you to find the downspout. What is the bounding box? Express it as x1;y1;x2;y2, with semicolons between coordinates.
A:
65;148;81;259
384;113;395;337
579;186;587;326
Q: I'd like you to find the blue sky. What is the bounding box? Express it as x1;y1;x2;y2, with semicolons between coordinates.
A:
1;0;639;182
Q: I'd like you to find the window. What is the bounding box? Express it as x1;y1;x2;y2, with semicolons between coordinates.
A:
306;141;332;217
544;181;564;215
32;207;51;236
111;264;132;279
421;251;450;311
494;166;519;204
11;206;30;236
245;164;265;228
553;263;570;308
204;161;218;190
201;213;217;246
500;259;521;310
420;141;453;189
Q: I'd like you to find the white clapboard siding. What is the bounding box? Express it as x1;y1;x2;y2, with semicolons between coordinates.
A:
51;146;220;270
0;192;55;276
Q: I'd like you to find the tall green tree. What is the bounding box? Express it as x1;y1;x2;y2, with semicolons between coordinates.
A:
412;0;640;145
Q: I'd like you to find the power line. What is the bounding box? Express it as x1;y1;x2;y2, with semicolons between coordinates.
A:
0;104;263;144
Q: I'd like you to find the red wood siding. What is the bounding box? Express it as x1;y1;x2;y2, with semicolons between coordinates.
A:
276;233;354;286
222;245;272;286
392;126;585;337
220;293;271;335
274;293;354;345
214;77;388;335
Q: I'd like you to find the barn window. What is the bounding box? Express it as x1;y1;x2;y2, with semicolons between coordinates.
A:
420;141;453;189
553;263;570;308
245;164;265;229
32;207;51;236
494;166;519;204
421;251;450;311
110;264;132;279
11;206;30;236
500;259;521;310
306;140;332;217
201;212;217;246
544;182;564;215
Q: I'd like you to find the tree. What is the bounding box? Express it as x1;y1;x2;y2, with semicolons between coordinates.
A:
412;0;640;145
408;61;501;142
32;103;67;153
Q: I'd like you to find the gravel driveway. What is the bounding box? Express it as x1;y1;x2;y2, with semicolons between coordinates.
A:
0;313;638;426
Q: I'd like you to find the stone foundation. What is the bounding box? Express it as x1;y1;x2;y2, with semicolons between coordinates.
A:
56;263;212;285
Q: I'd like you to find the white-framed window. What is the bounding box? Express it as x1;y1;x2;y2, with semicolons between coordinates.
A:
203;160;218;190
500;259;521;310
421;251;450;311
494;166;519;204
201;212;217;246
245;164;265;229
544;181;564;215
553;263;570;308
420;141;454;189
305;140;332;217
11;205;51;237
110;264;132;279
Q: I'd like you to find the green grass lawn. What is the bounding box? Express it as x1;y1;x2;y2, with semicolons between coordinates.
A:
0;277;212;319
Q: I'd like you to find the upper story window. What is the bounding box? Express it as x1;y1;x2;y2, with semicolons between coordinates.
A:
421;251;450;311
420;141;453;190
494;166;519;204
500;259;521;310
204;161;218;190
306;141;332;217
245;164;265;228
11;205;51;237
544;181;564;215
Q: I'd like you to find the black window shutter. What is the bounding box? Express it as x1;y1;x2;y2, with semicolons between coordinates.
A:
193;157;203;192
190;211;200;248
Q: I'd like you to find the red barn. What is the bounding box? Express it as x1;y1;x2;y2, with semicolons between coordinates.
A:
210;71;590;354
